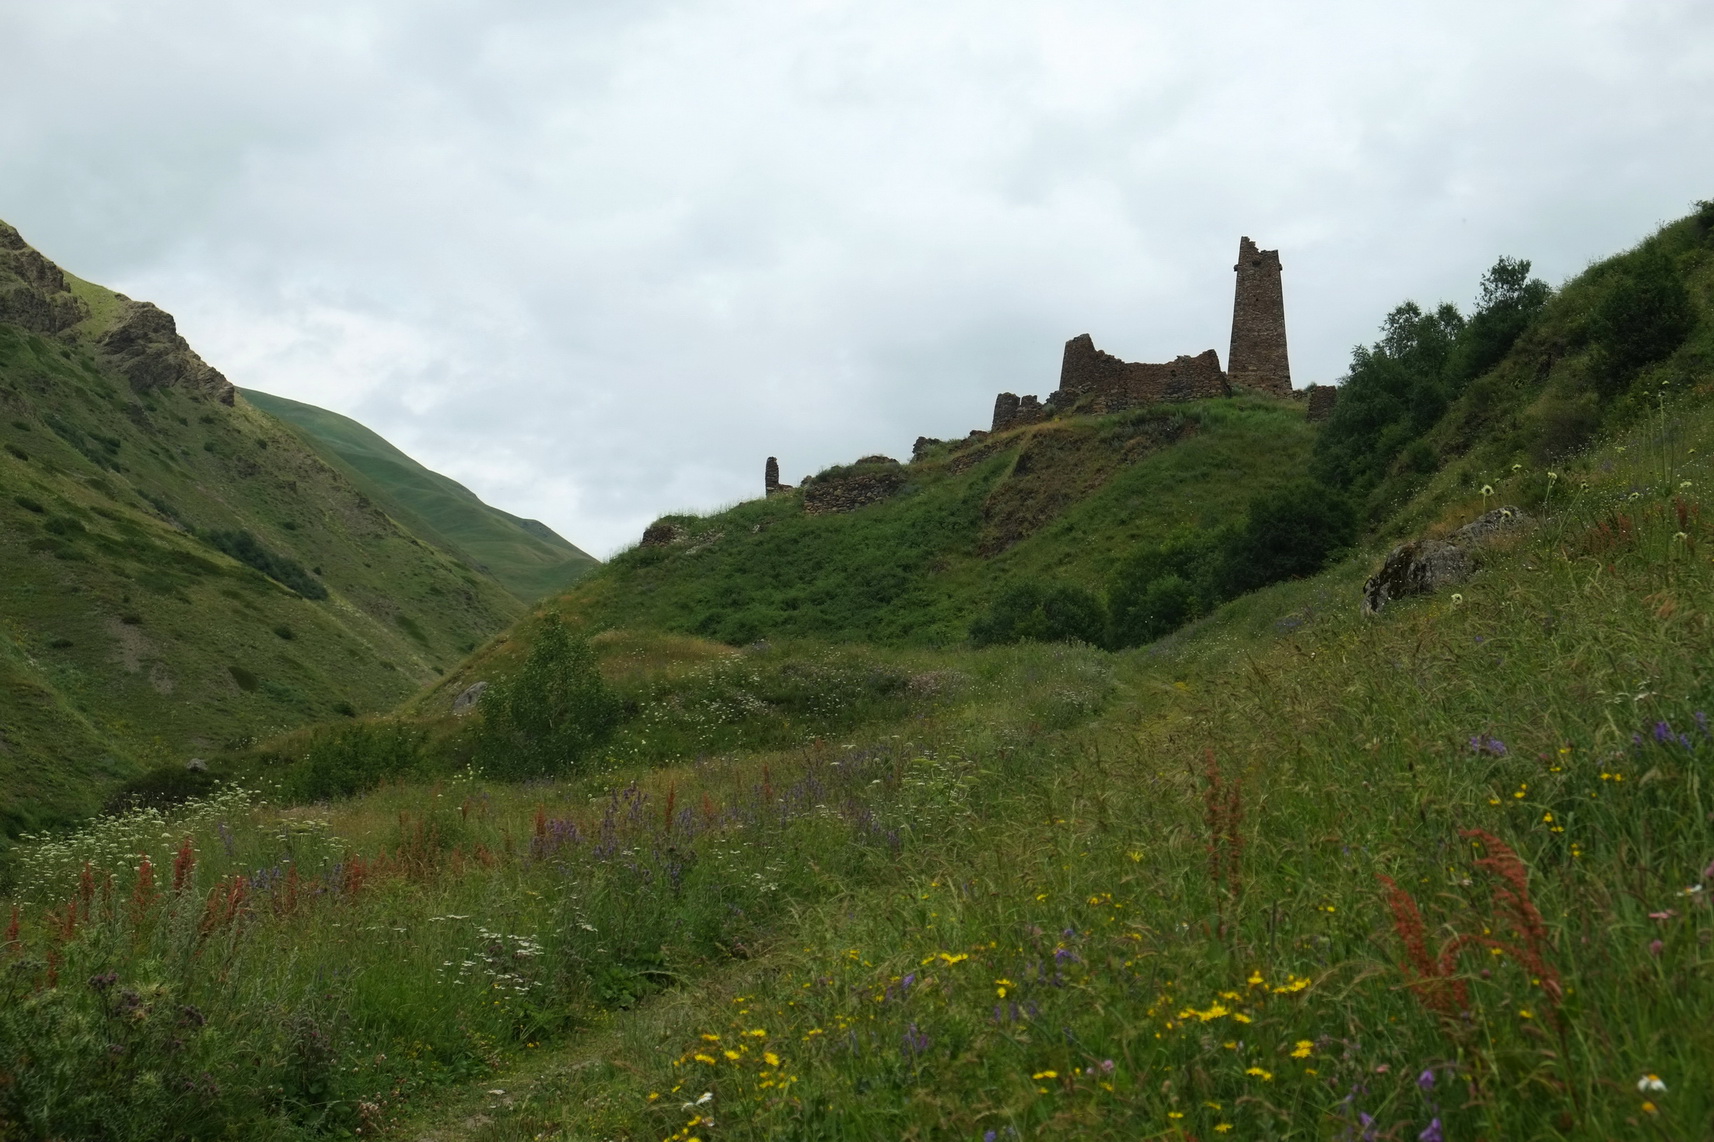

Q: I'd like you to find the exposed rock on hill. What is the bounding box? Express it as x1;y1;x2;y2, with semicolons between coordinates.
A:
1362;506;1531;614
101;300;236;405
0;221;89;335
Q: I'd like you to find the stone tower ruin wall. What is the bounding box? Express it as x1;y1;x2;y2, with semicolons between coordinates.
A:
1227;236;1291;396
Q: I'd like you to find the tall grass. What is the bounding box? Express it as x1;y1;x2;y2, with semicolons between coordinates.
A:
0;645;1112;1139
382;405;1714;1141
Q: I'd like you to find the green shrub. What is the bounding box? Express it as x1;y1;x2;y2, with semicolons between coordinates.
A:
1219;479;1358;595
1105;528;1224;648
970;581;1107;648
475;615;621;780
200;529;328;600
282;722;427;802
1590;245;1695;397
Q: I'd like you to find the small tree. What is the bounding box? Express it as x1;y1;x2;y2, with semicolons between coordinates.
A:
1220;480;1358;596
477;615;620;780
1590;245;1694;397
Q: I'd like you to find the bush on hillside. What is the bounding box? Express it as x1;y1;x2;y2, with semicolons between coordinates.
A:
1314;257;1552;505
200;529;327;600
1589;245;1696;398
970;581;1107;648
281;722;428;802
476;615;621;780
1106;528;1224;648
1220;479;1359;596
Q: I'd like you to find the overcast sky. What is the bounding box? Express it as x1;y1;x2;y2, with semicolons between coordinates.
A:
4;1;1712;556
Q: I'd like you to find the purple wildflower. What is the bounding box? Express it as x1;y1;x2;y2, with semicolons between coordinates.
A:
901;1023;930;1057
1655;721;1673;743
1418;1118;1443;1142
1417;1069;1435;1092
1697;710;1709;735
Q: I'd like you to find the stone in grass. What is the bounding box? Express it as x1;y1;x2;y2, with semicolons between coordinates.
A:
1362;507;1530;616
452;680;488;716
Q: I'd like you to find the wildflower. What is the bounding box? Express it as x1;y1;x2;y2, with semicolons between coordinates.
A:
1638;1074;1667;1092
1245;1066;1274;1081
1417;1069;1435;1091
1215;1126;1233;1134
1419;1118;1444;1142
1032;1070;1058;1080
1290;1040;1313;1059
1643;1100;1659;1115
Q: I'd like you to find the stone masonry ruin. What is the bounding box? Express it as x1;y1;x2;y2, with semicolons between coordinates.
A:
1227;236;1292;396
988;235;1296;432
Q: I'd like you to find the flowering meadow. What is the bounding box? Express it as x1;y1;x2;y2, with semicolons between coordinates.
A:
379;409;1714;1139
7;405;1714;1139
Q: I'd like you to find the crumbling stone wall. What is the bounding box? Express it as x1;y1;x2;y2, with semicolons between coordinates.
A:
802;467;904;515
1228;236;1291;396
1056;335;1229;408
989;336;1227;434
1304;384;1338;422
764;456;793;496
991;393;1047;433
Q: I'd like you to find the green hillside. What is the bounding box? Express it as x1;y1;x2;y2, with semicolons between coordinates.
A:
241;388;597;602
3;205;1714;1141
0;219;528;837
562;398;1315;648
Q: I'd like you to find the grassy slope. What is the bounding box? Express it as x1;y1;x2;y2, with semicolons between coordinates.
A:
554;397;1313;649
241;388;597;602
0;254;526;837
5;212;1713;1140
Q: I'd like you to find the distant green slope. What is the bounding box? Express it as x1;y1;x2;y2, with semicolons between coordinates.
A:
0;219;527;836
240;390;596;603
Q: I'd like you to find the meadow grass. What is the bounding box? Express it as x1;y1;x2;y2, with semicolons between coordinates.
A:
376;401;1714;1140
0;644;1112;1139
6;395;1714;1140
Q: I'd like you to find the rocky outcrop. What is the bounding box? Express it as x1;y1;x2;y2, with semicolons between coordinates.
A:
1362;507;1531;615
0;220;89;335
452;680;488;716
100;300;236;405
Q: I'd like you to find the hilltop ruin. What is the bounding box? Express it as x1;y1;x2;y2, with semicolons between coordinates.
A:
989;235;1309;433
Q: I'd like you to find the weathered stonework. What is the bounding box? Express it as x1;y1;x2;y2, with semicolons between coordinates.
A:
802;467;905;515
1056;335;1229;409
764;456;793;496
1228;236;1291;396
1304;384;1338;422
989;337;1227;434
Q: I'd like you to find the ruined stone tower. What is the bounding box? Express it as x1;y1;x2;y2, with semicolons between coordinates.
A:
1227;237;1291;396
764;456;793;496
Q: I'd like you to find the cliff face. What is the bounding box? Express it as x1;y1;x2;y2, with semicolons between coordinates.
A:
0;221;235;404
100;299;236;405
0;221;90;335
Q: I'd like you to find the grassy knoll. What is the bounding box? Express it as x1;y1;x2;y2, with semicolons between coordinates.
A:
548;397;1315;649
241;388;597;603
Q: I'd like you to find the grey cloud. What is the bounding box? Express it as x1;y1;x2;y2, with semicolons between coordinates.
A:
3;0;1712;555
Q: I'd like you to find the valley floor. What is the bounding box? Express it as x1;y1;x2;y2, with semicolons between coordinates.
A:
6;407;1714;1141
